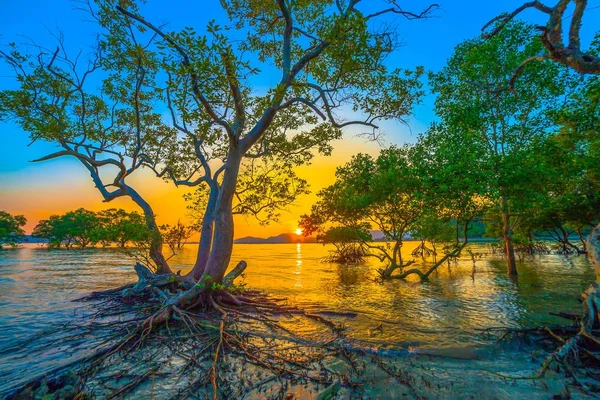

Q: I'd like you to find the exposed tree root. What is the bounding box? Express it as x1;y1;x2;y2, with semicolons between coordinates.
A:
411;241;436;258
3;261;455;399
388;242;467;281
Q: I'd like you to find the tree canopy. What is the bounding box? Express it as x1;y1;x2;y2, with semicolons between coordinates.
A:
0;211;27;248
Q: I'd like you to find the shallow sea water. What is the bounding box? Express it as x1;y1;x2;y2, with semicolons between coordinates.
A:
0;242;595;398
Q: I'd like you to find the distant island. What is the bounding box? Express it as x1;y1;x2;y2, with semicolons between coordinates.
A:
234;228;492;244
234;233;317;244
234;230;388;244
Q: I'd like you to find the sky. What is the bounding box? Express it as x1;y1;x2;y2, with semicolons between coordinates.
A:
1;0;599;238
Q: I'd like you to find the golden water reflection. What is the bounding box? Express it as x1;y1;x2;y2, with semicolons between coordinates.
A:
0;242;595;396
0;241;594;350
169;241;594;347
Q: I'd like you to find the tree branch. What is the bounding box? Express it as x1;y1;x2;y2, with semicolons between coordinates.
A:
116;5;236;138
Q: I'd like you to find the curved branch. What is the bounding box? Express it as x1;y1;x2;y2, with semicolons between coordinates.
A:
276;97;327;120
363;3;439;21
306;83;379;129
482;1;553;38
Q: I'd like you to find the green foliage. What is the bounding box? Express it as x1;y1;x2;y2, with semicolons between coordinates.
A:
94;209;150;248
303;145;429;271
303;134;488;274
32;208;154;249
184;157;310;226
90;0;426;183
429;20;575;263
0;211;27;248
319;226;372;245
410;213;456;247
519;74;600;251
33;209;99;248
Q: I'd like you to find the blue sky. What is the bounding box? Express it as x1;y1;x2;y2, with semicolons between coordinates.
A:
1;0;599;232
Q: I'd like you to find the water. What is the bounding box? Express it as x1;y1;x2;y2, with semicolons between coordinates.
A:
0;242;596;398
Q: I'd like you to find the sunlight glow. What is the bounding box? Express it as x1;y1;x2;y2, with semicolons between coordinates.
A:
295;228;302;235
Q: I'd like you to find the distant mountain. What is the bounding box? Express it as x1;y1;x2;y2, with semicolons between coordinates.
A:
234;230;415;244
370;230;386;240
234;233;316;244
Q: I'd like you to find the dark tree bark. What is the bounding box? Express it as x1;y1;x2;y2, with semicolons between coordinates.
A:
483;1;600;77
501;196;518;275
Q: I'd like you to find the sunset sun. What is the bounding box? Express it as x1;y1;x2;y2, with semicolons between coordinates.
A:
295;228;303;236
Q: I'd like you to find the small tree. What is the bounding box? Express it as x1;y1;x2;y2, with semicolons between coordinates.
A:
315;226;371;264
94;209;150;248
64;208;100;248
161;220;196;252
302;146;426;277
0;211;27;248
33;215;72;248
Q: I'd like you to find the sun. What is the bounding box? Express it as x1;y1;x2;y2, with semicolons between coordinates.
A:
295;228;303;236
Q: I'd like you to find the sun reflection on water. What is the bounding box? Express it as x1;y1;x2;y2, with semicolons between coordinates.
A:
294;243;303;288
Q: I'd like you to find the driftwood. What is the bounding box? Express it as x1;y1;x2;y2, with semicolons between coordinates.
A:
587;223;600;278
128;262;192;294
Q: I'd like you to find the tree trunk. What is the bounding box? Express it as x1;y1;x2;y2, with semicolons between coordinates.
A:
202;150;242;284
187;182;218;281
380;240;406;277
128;187;171;274
577;227;587;252
501;196;517;276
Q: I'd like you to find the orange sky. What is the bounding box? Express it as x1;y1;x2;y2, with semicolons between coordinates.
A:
1;135;388;239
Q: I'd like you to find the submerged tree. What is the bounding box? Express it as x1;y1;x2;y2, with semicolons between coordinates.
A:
315;226;371;264
301;147;425;277
0;211;27;248
32;208;99;248
161;220;196;252
301;136;487;282
94;209;150;248
430;21;569;275
401;125;491;278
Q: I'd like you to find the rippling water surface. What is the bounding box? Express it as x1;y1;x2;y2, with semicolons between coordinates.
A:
0;242;595;398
